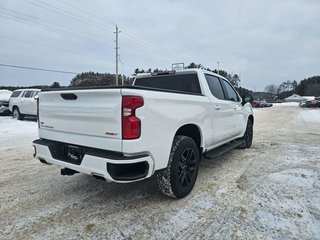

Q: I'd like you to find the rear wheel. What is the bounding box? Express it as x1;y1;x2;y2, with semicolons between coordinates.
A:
157;135;200;199
13;107;22;120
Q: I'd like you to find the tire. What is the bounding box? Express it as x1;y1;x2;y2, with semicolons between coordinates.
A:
157;136;200;199
239;119;253;149
13;107;22;120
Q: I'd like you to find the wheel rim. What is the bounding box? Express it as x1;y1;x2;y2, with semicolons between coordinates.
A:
178;148;197;188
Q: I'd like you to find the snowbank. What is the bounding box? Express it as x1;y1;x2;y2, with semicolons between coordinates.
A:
0;90;12;101
297;109;320;125
273;102;299;107
0;117;38;151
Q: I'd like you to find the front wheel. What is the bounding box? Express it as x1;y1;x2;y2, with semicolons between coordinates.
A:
13;107;23;120
157;136;200;199
239;119;253;149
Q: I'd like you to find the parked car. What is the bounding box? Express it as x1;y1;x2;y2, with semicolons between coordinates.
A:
9;89;40;120
260;100;273;107
0;89;13;116
299;99;307;107
0;101;11;115
305;97;320;108
251;99;272;108
251;100;263;108
33;69;254;199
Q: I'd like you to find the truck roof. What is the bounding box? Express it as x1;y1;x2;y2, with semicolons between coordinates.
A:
136;68;228;81
13;88;41;92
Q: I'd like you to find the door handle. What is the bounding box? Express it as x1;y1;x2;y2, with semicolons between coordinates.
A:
233;105;237;110
214;105;221;110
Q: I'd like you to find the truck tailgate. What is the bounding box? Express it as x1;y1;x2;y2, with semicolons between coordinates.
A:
38;89;122;152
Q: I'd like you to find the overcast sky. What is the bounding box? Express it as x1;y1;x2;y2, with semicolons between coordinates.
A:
0;0;319;90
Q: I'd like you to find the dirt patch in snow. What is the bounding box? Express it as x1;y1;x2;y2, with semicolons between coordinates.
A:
0;106;319;239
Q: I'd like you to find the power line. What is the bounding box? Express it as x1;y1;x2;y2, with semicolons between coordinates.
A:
2;0;185;74
0;10;101;44
52;0;165;52
19;0;169;58
0;7;109;43
21;0;115;36
0;35;113;62
28;0;183;58
0;34;138;70
0;63;79;74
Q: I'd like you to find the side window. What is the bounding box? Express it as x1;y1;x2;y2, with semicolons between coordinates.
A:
205;74;225;100
10;91;22;98
221;80;239;102
23;91;33;98
31;91;38;97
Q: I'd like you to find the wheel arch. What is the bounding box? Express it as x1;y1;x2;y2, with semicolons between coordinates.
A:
12;105;19;110
174;124;202;151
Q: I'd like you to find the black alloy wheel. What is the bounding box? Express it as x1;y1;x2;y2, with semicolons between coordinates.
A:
157;135;200;199
177;148;197;189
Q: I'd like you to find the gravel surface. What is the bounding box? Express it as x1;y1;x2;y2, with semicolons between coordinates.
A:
0;105;319;240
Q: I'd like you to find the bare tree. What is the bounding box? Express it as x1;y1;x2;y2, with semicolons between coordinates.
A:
264;84;278;100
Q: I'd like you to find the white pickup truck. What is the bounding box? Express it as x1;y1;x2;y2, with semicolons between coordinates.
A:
33;69;253;198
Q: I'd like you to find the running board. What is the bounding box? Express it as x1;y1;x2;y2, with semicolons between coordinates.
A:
203;140;244;159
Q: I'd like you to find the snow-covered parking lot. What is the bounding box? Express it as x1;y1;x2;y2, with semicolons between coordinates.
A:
1;104;320;239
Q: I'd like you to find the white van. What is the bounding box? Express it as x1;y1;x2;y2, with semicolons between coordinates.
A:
9;89;40;120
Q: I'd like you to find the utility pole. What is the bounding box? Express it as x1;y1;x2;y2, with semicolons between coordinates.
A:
114;25;121;85
119;54;124;85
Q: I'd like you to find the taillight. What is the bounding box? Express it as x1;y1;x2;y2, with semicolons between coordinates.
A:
37;97;40;128
122;96;144;139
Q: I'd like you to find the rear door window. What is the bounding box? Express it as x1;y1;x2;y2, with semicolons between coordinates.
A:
221;80;240;102
23;91;33;98
205;74;225;100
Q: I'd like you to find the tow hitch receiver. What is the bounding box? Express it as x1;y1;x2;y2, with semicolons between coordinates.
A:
61;168;79;176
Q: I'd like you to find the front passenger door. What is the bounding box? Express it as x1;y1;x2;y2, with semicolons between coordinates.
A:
220;79;244;136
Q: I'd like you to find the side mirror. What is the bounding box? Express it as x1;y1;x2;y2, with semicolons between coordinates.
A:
34;95;39;101
242;95;253;106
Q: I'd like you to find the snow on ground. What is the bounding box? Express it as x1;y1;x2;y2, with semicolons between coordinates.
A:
296;109;320;125
0;106;319;239
0;116;38;151
273;102;299;107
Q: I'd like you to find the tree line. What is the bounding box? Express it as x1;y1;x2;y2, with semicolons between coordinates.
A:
2;62;318;101
264;75;320;100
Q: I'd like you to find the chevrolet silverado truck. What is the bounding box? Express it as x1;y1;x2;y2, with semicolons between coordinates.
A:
33;69;253;198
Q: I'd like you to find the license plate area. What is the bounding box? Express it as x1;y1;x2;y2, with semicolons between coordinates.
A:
66;145;84;164
48;142;85;165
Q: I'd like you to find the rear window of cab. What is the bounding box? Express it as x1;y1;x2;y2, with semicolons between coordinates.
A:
134;73;201;94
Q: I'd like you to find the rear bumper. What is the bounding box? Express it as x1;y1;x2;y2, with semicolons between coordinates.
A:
33;139;154;183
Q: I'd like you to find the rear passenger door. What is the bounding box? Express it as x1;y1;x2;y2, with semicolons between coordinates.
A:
20;91;35;115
